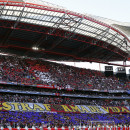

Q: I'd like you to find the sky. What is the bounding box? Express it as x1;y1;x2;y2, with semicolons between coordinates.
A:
43;0;130;22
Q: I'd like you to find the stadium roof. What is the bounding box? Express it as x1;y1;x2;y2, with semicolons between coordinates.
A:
0;0;130;64
86;14;130;38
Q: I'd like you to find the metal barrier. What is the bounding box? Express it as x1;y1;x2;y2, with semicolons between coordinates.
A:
0;126;130;130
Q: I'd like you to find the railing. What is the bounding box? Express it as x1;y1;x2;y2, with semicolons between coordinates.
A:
0;126;130;130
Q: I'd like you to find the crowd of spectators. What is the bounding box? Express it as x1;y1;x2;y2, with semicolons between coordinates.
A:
0;111;129;128
0;85;129;98
0;92;129;127
0;93;129;106
0;55;129;91
0;55;129;128
0;56;130;128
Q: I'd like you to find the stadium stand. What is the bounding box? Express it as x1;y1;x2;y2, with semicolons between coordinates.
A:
0;55;129;91
0;111;129;128
0;0;129;129
0;93;129;106
0;56;129;129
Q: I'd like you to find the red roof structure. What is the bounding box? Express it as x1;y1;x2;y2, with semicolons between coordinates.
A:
0;0;129;65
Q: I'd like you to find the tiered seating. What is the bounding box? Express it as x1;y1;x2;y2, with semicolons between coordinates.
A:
0;55;129;128
0;93;129;127
0;55;129;91
0;93;129;106
0;111;129;128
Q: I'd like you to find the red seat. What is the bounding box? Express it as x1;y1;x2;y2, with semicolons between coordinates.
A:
43;128;48;130
51;128;55;130
3;129;9;130
36;128;40;130
58;128;62;130
12;128;18;130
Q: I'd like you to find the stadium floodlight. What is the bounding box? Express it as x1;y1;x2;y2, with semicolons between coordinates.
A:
32;46;39;51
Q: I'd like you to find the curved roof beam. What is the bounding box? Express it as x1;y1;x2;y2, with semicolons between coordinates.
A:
0;0;129;57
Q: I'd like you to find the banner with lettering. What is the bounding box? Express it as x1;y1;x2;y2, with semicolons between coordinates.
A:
0;102;129;114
